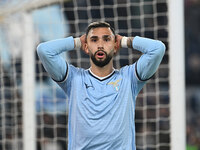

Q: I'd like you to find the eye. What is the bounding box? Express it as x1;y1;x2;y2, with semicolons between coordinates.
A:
104;38;111;42
91;39;97;42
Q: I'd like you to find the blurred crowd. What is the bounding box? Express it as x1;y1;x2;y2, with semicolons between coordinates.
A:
185;0;200;150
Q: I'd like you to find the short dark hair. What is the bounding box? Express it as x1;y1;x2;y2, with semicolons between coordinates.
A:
86;21;115;38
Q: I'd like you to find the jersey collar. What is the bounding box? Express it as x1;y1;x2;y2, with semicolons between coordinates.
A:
88;68;115;81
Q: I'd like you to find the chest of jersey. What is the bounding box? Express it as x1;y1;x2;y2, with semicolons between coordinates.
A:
70;72;134;121
65;68;141;150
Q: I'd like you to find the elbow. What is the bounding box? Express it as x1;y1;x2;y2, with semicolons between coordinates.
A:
157;41;166;57
151;41;166;61
36;43;47;58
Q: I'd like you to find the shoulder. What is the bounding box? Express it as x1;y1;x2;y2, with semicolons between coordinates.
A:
119;63;146;83
57;65;88;91
67;65;91;82
68;64;88;76
119;63;136;75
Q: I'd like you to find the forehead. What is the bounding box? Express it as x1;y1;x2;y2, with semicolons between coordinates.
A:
87;27;114;38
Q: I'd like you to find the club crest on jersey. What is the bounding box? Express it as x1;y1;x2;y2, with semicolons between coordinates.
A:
107;79;122;91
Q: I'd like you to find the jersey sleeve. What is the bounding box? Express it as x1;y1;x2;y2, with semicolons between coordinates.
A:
132;36;166;81
37;36;74;82
121;36;166;96
121;64;147;96
56;64;79;96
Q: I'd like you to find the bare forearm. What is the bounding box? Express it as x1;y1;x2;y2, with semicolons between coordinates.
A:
127;37;134;48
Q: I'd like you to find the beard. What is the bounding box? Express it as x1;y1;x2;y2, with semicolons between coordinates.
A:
90;50;113;67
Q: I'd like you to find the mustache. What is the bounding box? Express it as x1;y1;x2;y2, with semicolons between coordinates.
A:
94;50;107;56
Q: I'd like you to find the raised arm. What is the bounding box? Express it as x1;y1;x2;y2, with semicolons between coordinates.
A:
37;36;74;82
127;36;166;81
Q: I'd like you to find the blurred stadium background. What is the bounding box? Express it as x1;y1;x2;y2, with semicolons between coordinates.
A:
0;0;199;150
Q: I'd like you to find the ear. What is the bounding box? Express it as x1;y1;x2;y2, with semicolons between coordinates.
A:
114;35;121;54
114;42;117;54
84;43;89;55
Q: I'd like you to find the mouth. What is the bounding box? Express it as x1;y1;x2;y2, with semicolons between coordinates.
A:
95;50;106;59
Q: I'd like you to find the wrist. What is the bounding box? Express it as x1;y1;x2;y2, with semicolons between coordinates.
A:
74;37;81;49
127;37;133;48
121;36;133;48
121;37;128;48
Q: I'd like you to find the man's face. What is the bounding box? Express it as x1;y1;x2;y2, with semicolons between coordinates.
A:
85;27;116;67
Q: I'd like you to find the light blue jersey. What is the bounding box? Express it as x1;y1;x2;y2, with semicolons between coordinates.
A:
59;64;145;150
37;36;165;150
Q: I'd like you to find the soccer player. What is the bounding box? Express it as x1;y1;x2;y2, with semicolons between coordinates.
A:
37;21;165;150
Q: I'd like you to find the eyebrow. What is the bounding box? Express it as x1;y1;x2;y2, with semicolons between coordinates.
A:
90;35;112;39
90;36;98;39
103;35;112;38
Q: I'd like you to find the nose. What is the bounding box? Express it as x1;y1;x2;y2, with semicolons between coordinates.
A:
97;46;104;51
97;39;104;50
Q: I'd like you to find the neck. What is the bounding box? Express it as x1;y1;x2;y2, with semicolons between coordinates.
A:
90;61;114;77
